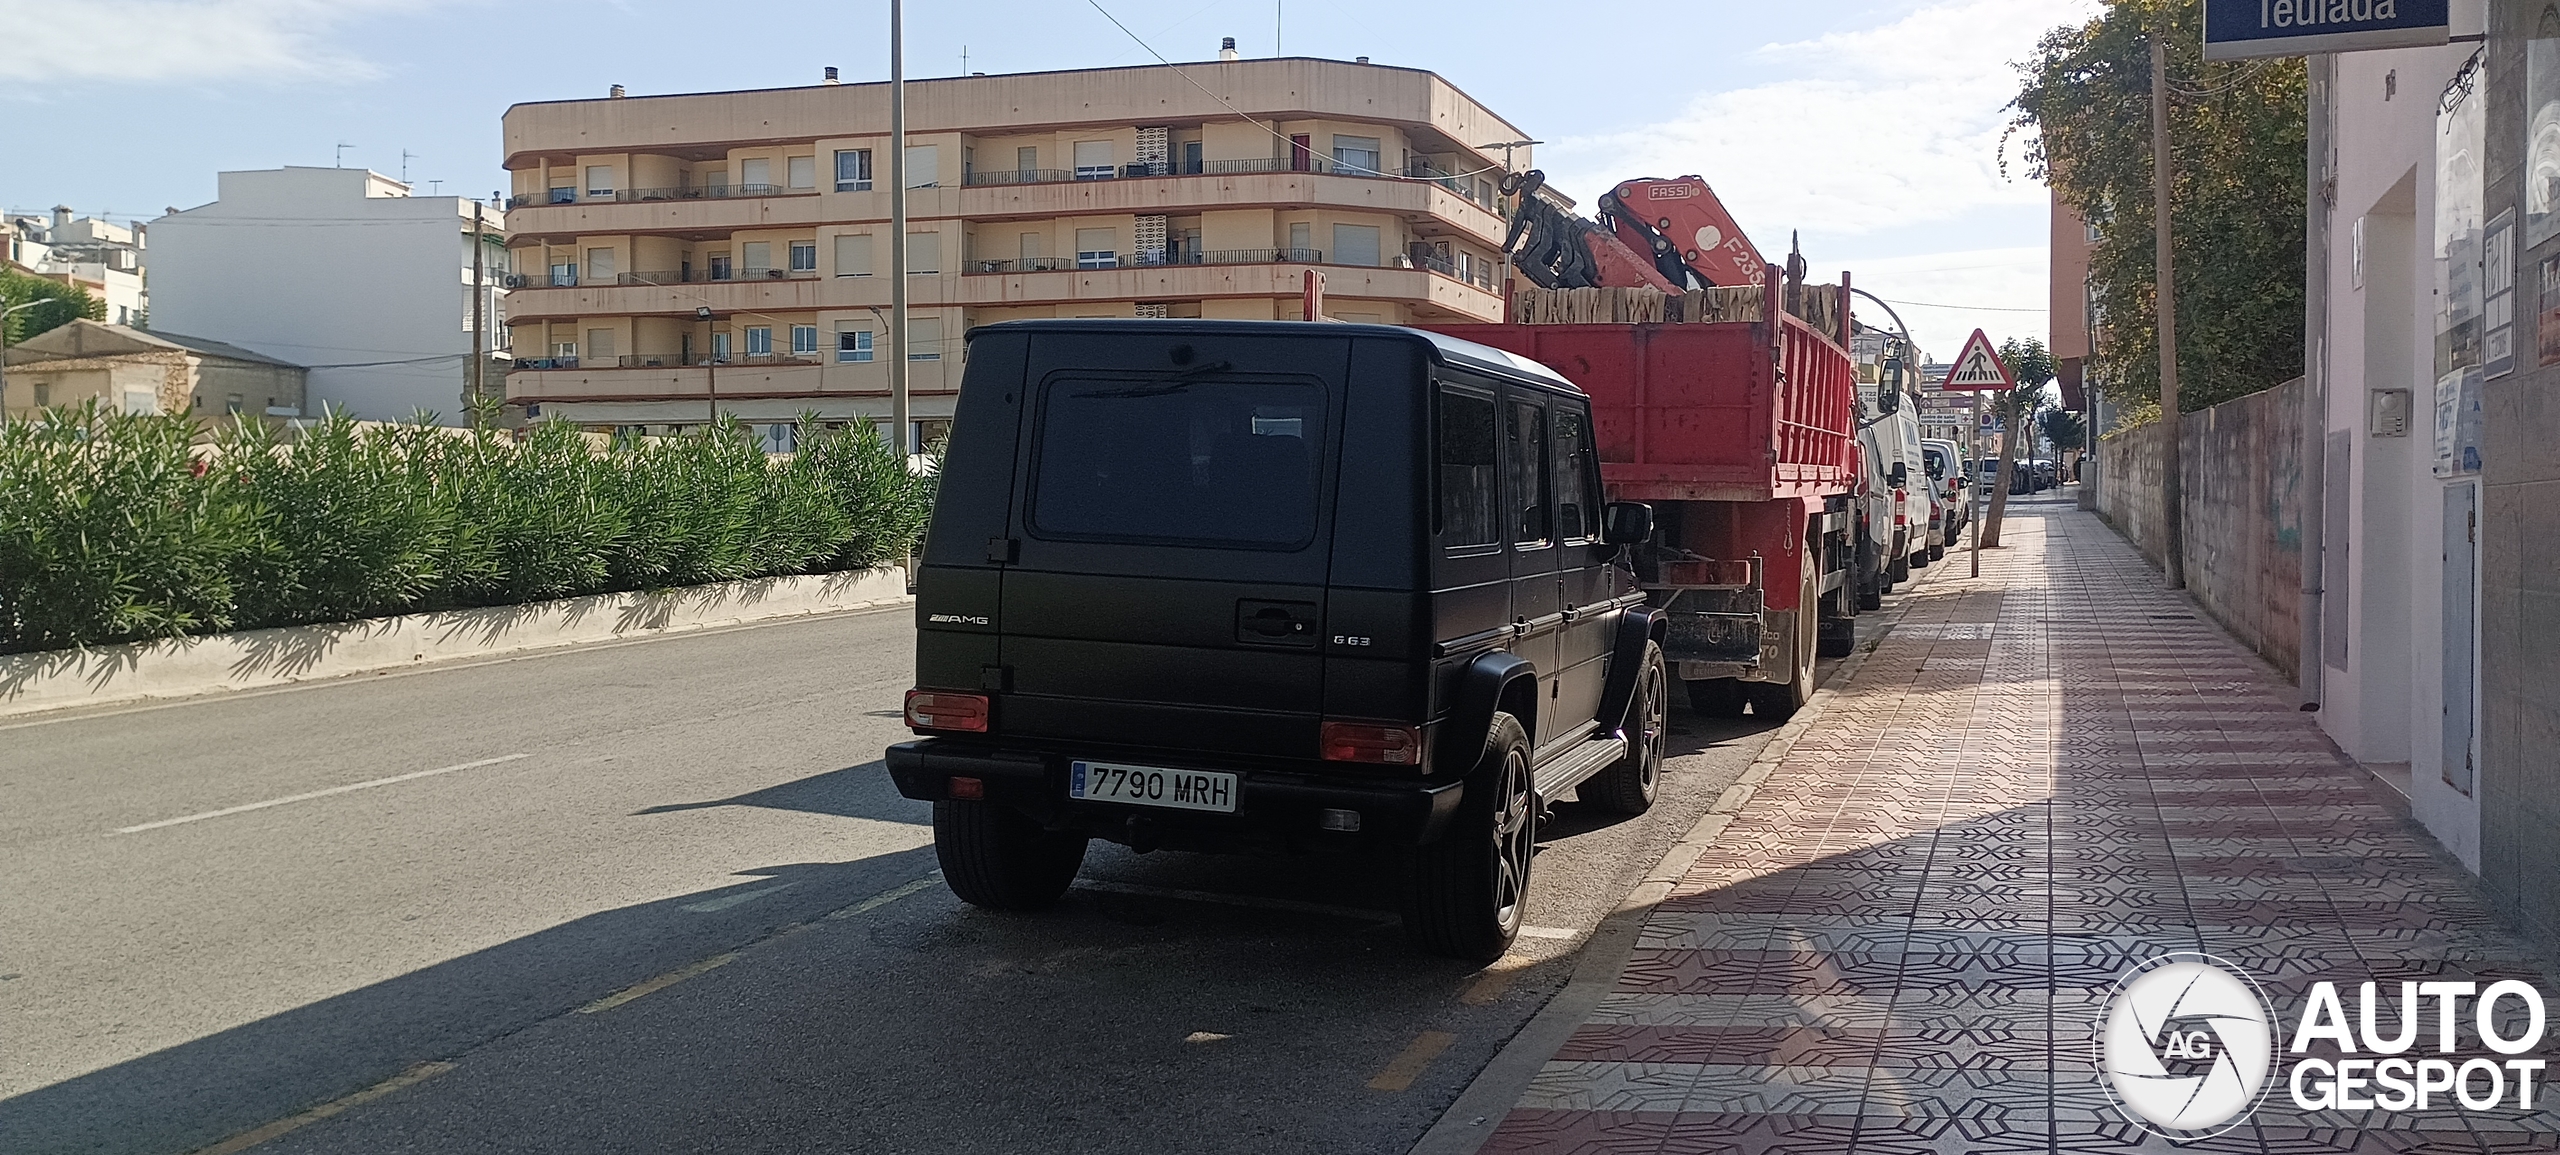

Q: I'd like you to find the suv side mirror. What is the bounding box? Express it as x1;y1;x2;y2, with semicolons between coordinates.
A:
1889;462;1908;488
1876;388;1901;415
1601;501;1653;546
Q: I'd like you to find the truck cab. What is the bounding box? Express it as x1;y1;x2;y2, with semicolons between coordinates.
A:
887;320;1670;961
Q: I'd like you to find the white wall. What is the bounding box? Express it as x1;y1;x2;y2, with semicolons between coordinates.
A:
151;167;491;424
2326;45;2482;870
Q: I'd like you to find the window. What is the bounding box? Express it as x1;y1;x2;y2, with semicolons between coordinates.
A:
760;423;798;453
1436;388;1499;547
709;332;730;361
1290;134;1313;172
585;165;614;197
786;156;816;190
585;328;617;360
834;233;873;276
904;145;939;188
835;149;873;192
708;254;733;280
1019;232;1043;261
1030;373;1325;548
745;326;772;356
1076;227;1116;269
1017;146;1039;177
908;232;941;273
549;261;577;287
1182;140;1203;174
742;241;772;276
740;158;772;189
791;325;819;355
1553;405;1602;541
837;328;874;363
1288;222;1312;256
909;317;943;361
789;241;817;272
552;341;578;360
1507;399;1549;545
1332;223;1381;267
223;393;244;415
1332;135;1382;175
700;167;728;193
1074;140;1114;180
547;185;576;205
584;247;616;280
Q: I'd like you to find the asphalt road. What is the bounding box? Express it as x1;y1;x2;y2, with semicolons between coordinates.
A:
0;600;1851;1155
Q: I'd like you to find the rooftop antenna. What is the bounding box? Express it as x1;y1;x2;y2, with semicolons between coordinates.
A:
961;45;968;74
335;142;352;167
401;150;418;182
428;180;443;194
1276;1;1282;54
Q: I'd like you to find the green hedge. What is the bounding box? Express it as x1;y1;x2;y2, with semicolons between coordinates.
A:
0;406;934;655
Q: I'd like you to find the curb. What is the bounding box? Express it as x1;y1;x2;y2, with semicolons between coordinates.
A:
1406;560;1948;1155
0;568;911;720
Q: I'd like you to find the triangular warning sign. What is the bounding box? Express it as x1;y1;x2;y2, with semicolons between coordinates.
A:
1939;329;2016;391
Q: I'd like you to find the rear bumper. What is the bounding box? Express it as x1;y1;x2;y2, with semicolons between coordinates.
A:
886;738;1467;851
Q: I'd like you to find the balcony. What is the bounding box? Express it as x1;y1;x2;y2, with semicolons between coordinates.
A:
610;268;821;285
609;353;823;369
505;183;796;209
954;260;1503;321
965;248;1323;275
958;169;1502;246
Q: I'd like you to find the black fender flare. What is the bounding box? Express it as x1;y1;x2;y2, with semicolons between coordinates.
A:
1595;606;1669;736
1440;650;1539;777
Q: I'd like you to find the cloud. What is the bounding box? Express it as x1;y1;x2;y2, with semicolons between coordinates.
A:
1829;245;2052;359
1536;0;2097;240
0;0;420;85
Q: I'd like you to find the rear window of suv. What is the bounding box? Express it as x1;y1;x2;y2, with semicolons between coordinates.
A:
1029;374;1325;549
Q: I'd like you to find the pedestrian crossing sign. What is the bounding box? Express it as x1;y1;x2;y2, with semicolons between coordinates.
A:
1940;329;2015;391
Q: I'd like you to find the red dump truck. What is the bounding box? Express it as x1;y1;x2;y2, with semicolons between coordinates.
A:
1421;272;1860;719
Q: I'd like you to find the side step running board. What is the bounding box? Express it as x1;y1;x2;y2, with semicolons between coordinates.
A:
1533;735;1628;802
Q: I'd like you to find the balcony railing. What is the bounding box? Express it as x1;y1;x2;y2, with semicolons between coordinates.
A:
608;353;822;369
965;247;1325;275
504;272;580;289
506;183;805;209
515;357;579;370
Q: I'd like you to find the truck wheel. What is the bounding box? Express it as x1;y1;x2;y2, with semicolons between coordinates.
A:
1403;712;1533;962
1580;642;1665;815
1685;677;1746;717
933;800;1088;911
1746;567;1818;719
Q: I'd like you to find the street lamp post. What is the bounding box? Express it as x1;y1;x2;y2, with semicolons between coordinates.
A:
888;0;911;455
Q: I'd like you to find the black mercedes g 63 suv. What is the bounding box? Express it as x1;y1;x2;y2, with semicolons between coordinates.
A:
886;319;1667;961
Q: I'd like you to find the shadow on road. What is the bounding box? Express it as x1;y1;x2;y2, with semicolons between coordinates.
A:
634;758;926;824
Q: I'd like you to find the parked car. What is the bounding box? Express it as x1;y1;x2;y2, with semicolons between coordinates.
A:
888;320;1671;962
1921;439;1968;553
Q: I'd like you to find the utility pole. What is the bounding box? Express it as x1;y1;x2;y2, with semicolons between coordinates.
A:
2151;32;2186;589
888;0;912;456
469;197;486;421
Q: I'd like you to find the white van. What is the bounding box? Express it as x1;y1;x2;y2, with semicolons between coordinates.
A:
1854;393;1934;599
1921;438;1969;555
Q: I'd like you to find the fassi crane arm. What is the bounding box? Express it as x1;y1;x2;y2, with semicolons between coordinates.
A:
1498;172;1770;292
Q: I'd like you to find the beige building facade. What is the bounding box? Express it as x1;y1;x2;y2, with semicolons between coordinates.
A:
498;57;1529;440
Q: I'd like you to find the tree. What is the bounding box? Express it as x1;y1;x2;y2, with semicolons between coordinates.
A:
1981;337;2055;548
2040;408;2088;455
0;269;104;345
2008;0;2304;413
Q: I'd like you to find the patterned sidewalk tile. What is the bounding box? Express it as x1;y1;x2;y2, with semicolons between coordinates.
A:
1472;507;2560;1155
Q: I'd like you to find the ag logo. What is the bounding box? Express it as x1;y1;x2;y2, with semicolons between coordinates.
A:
2095;952;2277;1138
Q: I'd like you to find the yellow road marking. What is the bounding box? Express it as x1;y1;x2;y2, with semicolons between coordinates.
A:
823;873;942;920
578;952;739;1014
1367;1030;1457;1092
190;1061;454;1154
1458;953;1538;1006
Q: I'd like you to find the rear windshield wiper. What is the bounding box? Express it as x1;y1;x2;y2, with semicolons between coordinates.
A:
1076;360;1234;398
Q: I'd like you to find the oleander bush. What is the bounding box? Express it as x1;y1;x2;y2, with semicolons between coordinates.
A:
0;405;934;655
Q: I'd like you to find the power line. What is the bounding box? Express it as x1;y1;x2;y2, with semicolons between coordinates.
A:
1876;297;2048;313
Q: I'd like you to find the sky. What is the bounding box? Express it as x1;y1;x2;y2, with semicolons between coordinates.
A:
0;0;2096;357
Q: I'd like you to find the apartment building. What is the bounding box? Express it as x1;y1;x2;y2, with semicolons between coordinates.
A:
152;168;510;424
6;207;148;326
498;55;1529;442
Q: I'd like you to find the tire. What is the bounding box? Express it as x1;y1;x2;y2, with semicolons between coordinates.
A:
1580;642;1666;815
1745;564;1818;720
1928;539;1946;563
1686;677;1747;717
1403;712;1534;962
933;800;1088;911
1887;548;1910;586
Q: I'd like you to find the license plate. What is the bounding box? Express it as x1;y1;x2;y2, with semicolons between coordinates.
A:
1069;761;1238;813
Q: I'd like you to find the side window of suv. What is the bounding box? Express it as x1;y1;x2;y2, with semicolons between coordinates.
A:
1436;386;1500;549
1506;398;1550;546
1553;404;1601;541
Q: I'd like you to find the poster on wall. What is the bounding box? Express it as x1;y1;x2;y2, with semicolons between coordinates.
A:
2434;53;2486;476
2530;38;2560;249
2485;210;2516;378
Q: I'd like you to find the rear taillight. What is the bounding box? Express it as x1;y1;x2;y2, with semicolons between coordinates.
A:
1321;721;1422;766
905;689;989;733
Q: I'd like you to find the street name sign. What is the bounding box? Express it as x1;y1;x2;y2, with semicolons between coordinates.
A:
2204;0;2449;61
1940;329;2016;392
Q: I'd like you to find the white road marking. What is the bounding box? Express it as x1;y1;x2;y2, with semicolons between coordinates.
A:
1071;879;1400;923
680;882;799;913
109;753;531;835
1516;925;1578;939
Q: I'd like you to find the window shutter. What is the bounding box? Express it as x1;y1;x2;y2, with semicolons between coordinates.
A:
835;233;873;276
904;145;939;187
786;156;816;189
908;232;941;273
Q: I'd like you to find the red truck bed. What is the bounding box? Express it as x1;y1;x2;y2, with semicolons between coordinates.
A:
1419;315;1856;503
